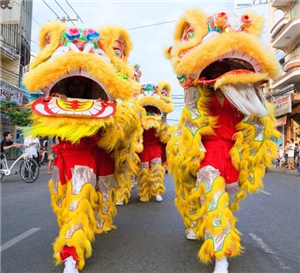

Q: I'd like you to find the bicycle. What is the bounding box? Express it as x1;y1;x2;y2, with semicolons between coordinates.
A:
0;147;40;183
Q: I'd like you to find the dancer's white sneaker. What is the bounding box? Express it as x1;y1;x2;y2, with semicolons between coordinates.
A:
186;228;197;240
116;201;124;206
213;258;229;273
63;256;79;273
156;195;163;202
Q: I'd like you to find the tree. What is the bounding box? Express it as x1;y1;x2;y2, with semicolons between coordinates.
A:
1;101;32;127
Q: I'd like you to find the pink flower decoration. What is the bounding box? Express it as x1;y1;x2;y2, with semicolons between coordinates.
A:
83;29;100;42
66;27;80;40
214;12;228;27
241;15;252;28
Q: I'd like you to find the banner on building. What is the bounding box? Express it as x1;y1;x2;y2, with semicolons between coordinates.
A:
0;80;23;105
274;95;292;117
276;115;287;127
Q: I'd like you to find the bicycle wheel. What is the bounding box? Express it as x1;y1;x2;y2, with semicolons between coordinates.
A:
0;162;5;182
19;159;40;183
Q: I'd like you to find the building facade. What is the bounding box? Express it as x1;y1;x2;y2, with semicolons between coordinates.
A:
0;0;36;157
267;0;300;146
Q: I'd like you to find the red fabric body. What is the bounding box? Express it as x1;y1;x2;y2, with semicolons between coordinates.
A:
160;142;167;163
52;137;98;185
139;128;162;165
201;94;244;184
91;146;115;176
60;245;78;263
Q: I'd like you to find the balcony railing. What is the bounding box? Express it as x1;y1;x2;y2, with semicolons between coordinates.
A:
278;45;300;67
283;54;300;72
0;36;20;61
285;2;300;19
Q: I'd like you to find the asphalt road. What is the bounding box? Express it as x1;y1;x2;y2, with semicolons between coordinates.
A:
1;164;299;273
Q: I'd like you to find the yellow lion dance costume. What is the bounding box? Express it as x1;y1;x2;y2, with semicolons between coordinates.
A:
23;21;143;272
165;9;281;272
135;82;174;202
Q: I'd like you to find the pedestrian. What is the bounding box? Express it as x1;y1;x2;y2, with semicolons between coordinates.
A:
278;144;285;169
24;135;40;165
294;143;299;167
296;143;300;177
47;136;57;175
287;138;295;170
284;140;290;166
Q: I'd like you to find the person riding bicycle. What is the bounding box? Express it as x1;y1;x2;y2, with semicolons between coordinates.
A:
1;132;25;154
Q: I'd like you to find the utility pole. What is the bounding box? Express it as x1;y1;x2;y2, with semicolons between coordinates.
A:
60;16;78;24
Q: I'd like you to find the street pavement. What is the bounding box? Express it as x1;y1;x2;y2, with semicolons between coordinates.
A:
267;165;298;176
1;162;299;273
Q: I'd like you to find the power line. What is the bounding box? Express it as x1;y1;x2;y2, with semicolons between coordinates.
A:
65;0;83;23
54;0;76;26
42;0;61;20
127;20;176;31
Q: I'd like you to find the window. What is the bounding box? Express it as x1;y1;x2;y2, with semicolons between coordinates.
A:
275;49;285;65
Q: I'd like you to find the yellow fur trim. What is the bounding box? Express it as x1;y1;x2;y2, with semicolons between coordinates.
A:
214;72;268;90
173;8;208;44
98;25;134;77
157;81;173;106
138;96;174;114
137;164;165;201
49;181;99;270
24;52;135;101
157;124;172;144
30;21;67;69
28;113;110;144
169;8;281;80
141;116;161;130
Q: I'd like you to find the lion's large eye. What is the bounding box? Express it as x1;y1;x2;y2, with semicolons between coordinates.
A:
182;25;194;42
161;89;168;97
114;49;122;58
113;40;124;59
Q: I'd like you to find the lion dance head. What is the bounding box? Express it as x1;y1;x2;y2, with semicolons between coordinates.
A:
24;21;140;145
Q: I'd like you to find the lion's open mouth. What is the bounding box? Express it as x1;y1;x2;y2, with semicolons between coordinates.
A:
42;69;111;101
192;51;263;84
31;69;117;118
144;105;162;117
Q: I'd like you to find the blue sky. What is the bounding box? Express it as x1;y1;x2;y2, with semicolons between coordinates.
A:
31;1;268;123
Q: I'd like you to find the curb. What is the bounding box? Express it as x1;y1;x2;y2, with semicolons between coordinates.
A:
266;167;298;176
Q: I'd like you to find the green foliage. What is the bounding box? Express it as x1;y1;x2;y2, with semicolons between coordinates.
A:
1;101;32;127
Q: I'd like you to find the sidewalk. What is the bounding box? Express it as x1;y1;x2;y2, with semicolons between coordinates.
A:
267;165;299;176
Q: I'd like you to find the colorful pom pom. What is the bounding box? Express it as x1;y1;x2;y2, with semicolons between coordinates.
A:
84;29;100;42
241;15;252;28
66;27;80;41
214;12;228;27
